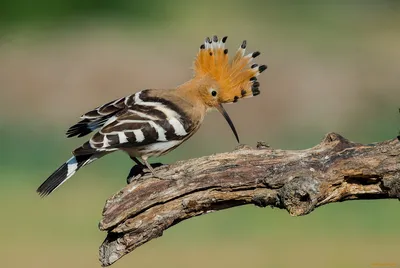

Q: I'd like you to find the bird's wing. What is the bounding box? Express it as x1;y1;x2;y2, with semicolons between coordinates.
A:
66;96;129;138
73;90;192;155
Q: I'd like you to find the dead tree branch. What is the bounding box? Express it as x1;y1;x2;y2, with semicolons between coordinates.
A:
98;133;400;266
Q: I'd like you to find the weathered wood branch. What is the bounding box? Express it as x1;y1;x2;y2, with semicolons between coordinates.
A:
98;133;400;266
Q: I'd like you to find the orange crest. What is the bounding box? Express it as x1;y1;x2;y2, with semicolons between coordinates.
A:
194;35;267;103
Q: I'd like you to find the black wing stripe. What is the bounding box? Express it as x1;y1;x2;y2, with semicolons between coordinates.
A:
66;116;113;138
139;90;189;123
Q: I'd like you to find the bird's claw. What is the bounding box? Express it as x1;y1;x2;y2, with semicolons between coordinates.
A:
126;163;168;184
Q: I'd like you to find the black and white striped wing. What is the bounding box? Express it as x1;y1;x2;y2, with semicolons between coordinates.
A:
66;96;128;138
73;90;192;156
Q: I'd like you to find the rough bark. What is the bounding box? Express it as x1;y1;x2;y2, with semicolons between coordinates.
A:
98;133;400;266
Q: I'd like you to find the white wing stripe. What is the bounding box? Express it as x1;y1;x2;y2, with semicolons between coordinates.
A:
97;129;140;136
140;140;182;155
112;97;124;105
115;119;150;126
103;136;111;147
118;132;128;144
155;106;180;119
90;139;103;144
133;129;145;142
96;148;118;152
148;121;167;141
169;118;187;136
128;110;159;120
134;91;181;119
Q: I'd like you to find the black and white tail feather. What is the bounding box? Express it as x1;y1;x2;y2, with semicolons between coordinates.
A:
37;97;130;196
37;154;101;197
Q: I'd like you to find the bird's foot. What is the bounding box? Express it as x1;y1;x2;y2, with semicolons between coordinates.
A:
126;163;168;184
149;171;169;180
126;165;144;184
146;163;171;180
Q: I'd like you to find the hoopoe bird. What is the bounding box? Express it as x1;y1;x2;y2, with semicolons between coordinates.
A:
37;35;267;196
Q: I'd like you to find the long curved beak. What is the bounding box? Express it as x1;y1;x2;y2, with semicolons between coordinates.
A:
217;104;240;143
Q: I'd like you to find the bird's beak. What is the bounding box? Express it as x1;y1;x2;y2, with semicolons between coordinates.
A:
217;104;240;143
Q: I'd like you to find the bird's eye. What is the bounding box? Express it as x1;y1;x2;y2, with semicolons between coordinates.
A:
211;90;217;97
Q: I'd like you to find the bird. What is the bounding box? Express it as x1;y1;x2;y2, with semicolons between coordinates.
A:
37;35;267;197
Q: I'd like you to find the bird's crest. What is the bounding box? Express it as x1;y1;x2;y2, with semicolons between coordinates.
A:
194;35;267;103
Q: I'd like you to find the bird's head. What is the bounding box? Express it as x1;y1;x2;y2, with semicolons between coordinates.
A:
192;35;268;143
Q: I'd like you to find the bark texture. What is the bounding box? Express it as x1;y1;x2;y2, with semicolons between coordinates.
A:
99;133;400;266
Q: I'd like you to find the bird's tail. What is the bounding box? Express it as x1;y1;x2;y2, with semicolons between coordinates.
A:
37;153;103;197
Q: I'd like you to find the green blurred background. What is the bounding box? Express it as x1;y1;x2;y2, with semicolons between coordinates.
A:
1;1;399;268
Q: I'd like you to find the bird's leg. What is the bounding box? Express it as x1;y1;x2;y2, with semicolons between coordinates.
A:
127;157;168;183
131;156;144;166
141;157;168;180
131;156;165;169
127;157;145;184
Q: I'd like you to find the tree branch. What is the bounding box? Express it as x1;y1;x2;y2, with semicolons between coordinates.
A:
98;133;400;266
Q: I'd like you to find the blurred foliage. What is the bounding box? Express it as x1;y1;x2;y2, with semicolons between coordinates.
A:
1;0;400;30
0;0;170;28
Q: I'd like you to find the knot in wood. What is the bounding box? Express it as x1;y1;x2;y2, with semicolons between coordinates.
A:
322;132;356;152
182;198;199;210
323;132;345;143
383;175;400;200
278;176;320;216
256;141;270;149
252;190;278;208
